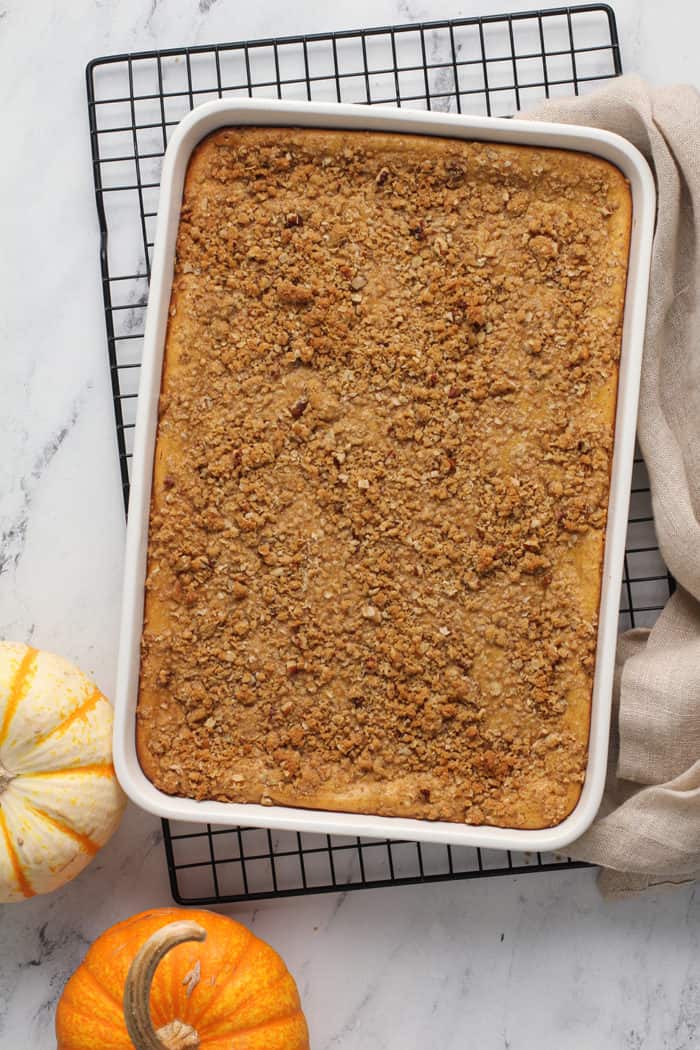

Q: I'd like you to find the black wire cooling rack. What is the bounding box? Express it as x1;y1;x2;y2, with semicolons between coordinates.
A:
86;4;674;905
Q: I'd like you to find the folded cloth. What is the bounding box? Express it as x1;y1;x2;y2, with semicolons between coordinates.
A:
520;76;700;895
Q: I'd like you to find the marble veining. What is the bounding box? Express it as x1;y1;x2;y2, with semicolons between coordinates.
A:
1;1;699;1048
1;392;87;578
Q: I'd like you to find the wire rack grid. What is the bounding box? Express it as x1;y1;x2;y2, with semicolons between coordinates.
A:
86;3;672;906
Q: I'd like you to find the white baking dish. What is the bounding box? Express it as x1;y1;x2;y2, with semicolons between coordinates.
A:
114;99;655;852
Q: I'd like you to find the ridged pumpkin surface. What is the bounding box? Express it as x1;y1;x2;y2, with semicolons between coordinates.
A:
0;642;125;902
56;907;310;1050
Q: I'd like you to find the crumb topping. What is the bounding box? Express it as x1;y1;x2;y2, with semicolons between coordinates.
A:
137;127;630;829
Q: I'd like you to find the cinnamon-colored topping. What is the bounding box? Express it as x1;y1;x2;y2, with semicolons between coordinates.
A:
136;127;631;829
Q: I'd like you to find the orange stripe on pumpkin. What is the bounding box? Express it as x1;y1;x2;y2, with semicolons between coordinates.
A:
190;929;257;1032
197;970;295;1040
79;957;128;1015
0;646;38;746
224;1008;305;1040
0;808;34;898
32;684;103;746
26;802;100;857
226;969;290;1015
27;763;116;780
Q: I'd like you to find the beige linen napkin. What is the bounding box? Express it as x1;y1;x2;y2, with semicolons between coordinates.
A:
521;76;700;895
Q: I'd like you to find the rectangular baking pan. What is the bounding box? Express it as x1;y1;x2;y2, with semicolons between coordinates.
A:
113;98;655;852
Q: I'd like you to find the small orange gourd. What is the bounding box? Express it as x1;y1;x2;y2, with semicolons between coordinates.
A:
55;907;310;1050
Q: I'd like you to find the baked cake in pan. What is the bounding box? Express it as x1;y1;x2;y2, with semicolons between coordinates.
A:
136;127;630;829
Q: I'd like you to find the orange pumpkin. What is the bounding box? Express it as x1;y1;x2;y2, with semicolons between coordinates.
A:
55;907;310;1050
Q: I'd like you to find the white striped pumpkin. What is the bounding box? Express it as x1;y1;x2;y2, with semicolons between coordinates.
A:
0;642;126;902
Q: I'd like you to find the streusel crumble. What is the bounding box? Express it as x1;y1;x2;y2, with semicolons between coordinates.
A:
137;127;630;828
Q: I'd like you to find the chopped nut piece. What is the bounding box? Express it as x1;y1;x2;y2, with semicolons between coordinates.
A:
520;553;551;575
529;234;559;260
289;397;309;419
489;378;517;396
476;545;498;575
277;280;314;305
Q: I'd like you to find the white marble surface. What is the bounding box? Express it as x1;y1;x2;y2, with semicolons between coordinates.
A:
0;1;698;1047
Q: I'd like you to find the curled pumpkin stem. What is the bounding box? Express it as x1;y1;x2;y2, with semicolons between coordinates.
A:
123;920;207;1050
0;759;16;796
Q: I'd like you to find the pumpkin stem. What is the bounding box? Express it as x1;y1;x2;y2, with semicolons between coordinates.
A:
0;760;15;797
123;920;206;1050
